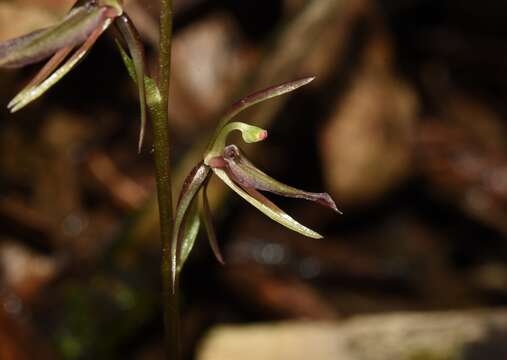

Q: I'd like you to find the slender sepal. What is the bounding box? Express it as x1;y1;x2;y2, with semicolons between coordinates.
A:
115;14;148;152
212;168;323;239
220;76;315;127
202;177;225;264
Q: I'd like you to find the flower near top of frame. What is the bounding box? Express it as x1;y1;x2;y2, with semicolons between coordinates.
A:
171;77;341;287
0;0;148;151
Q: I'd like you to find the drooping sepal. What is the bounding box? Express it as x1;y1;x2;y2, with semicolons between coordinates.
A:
115;13;148;152
171;162;211;288
177;196;201;272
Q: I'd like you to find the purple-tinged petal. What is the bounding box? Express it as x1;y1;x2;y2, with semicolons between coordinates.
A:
206;156;227;169
115;14;147;153
221;145;342;214
213;168;323;239
0;3;111;68
202;177;225;265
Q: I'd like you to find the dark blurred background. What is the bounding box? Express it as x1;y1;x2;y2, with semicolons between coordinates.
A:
2;0;507;359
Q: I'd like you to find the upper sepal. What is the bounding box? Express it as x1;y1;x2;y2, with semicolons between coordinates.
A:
220;76;315;125
206;77;315;157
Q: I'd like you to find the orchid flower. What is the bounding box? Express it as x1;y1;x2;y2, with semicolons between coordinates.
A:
0;0;148;151
172;77;341;287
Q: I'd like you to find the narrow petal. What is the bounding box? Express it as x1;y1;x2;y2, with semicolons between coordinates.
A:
8;18;112;112
0;3;110;68
202;177;225;264
177;197;201;272
172;163;211;288
213;168;323;239
115;14;148;153
222;145;342;213
206;77;315;155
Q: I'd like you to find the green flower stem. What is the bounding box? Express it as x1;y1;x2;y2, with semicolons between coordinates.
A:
150;99;180;360
155;0;180;359
159;0;173;105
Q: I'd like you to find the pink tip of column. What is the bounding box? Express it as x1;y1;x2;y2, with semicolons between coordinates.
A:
258;130;268;141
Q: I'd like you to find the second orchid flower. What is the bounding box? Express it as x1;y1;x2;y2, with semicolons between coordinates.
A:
172;77;341;287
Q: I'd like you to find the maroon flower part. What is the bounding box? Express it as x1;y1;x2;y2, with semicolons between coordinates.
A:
212;144;340;213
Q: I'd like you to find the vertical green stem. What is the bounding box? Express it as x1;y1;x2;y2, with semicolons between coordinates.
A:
159;0;173;104
154;0;180;359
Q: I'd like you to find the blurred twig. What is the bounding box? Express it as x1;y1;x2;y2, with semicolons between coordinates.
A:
85;151;149;211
